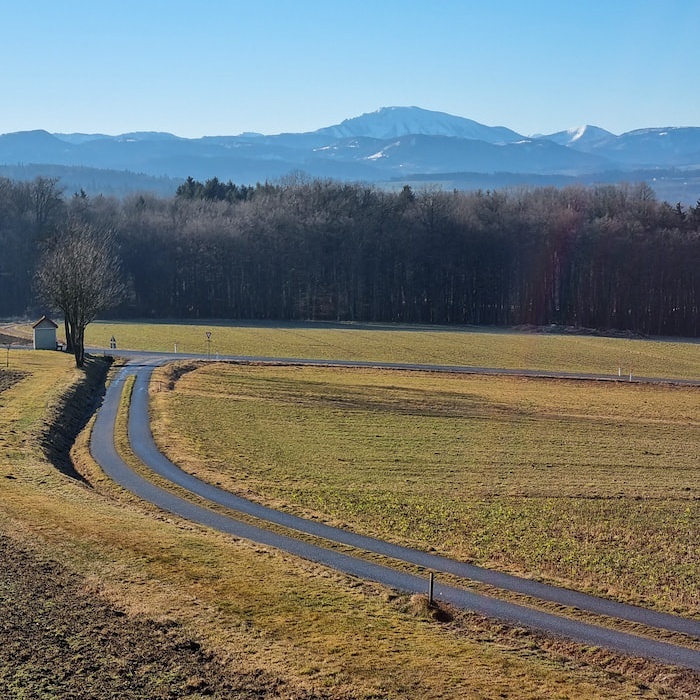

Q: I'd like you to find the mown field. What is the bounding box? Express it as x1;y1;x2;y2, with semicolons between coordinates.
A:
81;320;700;379
152;363;700;614
1;326;699;699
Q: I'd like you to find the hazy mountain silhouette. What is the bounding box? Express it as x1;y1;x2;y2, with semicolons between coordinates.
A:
2;107;699;201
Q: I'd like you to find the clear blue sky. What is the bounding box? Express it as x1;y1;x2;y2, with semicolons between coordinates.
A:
2;0;698;138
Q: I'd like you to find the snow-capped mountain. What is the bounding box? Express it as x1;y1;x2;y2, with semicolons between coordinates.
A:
535;125;616;151
1;107;699;201
314;106;524;144
599;126;700;167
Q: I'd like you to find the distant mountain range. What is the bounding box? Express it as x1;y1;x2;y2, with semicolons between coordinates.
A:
1;106;699;202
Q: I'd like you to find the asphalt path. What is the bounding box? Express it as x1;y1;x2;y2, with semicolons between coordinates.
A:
99;348;700;386
89;355;700;672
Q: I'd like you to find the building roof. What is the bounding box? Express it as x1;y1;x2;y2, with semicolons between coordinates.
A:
32;315;59;329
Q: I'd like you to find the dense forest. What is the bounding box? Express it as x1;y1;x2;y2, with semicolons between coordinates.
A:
1;174;698;336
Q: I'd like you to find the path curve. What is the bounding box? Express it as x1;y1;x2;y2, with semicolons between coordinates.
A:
90;356;700;672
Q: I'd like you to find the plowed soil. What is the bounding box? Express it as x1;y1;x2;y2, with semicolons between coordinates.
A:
0;370;28;393
0;535;327;699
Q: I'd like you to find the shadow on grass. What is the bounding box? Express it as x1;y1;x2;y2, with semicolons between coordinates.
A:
40;354;112;483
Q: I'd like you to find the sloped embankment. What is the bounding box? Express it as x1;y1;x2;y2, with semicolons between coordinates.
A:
1;357;331;699
38;355;112;481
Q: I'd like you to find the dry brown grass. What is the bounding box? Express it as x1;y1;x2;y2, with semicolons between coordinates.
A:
1;347;698;698
151;362;700;616
60;318;700;380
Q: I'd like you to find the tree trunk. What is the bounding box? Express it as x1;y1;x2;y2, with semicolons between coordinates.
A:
63;317;73;353
73;324;85;367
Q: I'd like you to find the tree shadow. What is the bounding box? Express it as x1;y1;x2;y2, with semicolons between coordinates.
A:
40;354;112;483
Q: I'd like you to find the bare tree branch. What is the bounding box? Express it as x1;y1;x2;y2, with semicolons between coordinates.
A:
35;220;125;367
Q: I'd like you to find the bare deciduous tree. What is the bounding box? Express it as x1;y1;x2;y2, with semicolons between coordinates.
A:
35;220;125;367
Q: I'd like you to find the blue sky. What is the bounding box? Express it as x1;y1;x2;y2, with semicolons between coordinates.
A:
2;0;699;138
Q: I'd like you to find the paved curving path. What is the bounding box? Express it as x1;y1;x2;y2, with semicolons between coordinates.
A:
89;356;700;672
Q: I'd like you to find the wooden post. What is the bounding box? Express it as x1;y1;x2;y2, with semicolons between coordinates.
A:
428;572;434;606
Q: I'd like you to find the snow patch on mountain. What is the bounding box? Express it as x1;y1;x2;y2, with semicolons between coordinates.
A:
535;125;617;152
315;106;524;144
567;126;588;142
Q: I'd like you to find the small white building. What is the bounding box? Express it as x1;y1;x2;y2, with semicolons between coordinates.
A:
33;316;58;350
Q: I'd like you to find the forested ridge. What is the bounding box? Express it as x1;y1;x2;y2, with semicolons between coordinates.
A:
1;175;698;336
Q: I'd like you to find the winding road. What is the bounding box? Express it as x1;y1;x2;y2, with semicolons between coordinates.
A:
89;353;700;672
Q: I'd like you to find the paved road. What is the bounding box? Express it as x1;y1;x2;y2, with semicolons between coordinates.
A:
100;348;700;386
90;356;700;672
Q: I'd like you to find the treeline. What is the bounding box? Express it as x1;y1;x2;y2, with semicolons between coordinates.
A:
1;175;699;336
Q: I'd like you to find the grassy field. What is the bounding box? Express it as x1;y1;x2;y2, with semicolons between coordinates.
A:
68;320;700;380
1;333;699;698
151;363;700;616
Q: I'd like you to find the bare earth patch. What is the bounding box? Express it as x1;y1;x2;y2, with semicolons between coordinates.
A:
0;535;330;700
0;369;28;394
